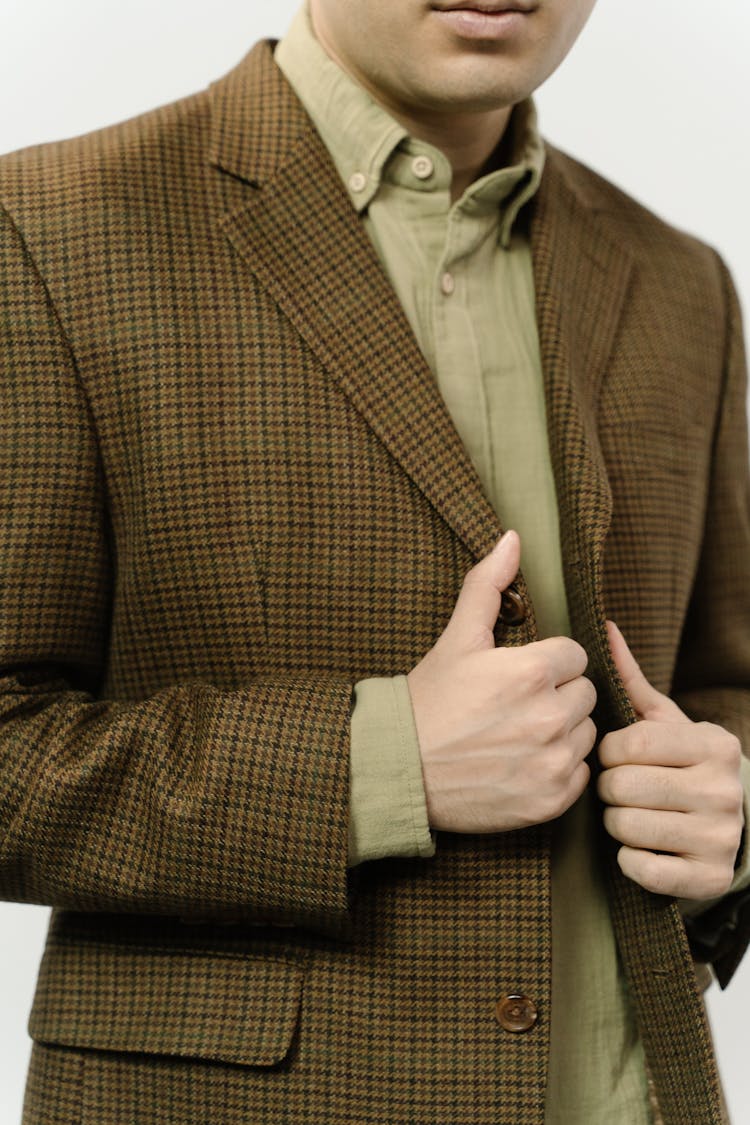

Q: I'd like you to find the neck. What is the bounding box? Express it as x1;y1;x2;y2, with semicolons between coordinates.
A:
338;72;514;201
309;8;514;203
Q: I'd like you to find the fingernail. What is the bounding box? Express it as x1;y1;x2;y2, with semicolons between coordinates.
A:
495;529;515;552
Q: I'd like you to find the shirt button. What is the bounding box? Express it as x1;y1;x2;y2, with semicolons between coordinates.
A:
440;271;455;296
348;171;367;193
411;154;434;180
495;994;538;1033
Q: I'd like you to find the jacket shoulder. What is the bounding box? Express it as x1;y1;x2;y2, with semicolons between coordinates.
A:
544;142;723;284
0;86;213;238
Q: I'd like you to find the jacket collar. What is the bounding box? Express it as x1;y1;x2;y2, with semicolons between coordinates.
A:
530;149;633;714
209;43;634;691
210;42;506;562
209;40;313;187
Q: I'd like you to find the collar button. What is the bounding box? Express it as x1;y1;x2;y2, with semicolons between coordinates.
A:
411;155;434;181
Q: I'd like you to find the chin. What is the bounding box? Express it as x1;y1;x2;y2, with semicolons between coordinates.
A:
415;80;530;114
405;59;535;112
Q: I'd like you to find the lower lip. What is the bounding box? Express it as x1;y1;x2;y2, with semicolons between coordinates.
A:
434;8;530;41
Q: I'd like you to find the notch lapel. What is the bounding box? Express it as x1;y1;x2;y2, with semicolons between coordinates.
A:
210;45;634;640
531;152;634;714
210;43;503;566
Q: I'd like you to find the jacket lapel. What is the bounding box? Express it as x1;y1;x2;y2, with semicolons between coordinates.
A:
531;153;634;716
210;43;503;565
209;44;635;666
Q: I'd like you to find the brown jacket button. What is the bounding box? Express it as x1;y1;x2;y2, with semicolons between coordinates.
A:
495;994;538;1033
499;585;527;626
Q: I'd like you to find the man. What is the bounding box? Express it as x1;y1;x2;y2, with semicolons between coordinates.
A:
1;1;748;1122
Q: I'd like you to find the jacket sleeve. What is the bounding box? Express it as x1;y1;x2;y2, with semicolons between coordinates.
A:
0;204;353;939
671;254;750;986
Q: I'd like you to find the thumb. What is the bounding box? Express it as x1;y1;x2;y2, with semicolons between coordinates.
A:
448;530;521;650
606;620;684;721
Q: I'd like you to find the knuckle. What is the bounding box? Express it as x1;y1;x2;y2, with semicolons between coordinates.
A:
719;731;742;768
702;865;735;899
719;778;745;815
537;789;571;823
567;639;588;669
731;777;745;810
601;767;627;806
535;747;564;786
635;853;669;895
522;654;552;695
629;722;654;760
560;741;582;779
578;761;592;792
532;760;577;821
699;760;745;812
698;723;740;766
536;704;568;742
598;731;615;767
602;805;619;837
581;716;598;753
549;744;578;783
582;676;598;710
715;820;742;859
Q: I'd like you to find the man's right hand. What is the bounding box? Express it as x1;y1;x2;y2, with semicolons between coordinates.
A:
406;530;597;834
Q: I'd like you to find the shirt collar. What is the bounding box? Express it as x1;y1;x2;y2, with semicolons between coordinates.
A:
275;2;545;245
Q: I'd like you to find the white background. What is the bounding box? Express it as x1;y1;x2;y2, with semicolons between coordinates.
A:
1;1;749;1121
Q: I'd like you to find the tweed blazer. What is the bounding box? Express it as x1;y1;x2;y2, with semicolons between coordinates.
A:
1;41;749;1125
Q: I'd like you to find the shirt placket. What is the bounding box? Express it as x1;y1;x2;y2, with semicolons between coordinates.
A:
432;207;497;489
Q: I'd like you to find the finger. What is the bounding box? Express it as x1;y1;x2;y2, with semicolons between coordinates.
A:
523;635;589;687
555;675;597;730
615;846;733;900
448;530;521;650
569;715;598;761
565;759;592;808
606;621;684;722
598;721;706;769
597;764;696;813
604;806;742;866
603;806;695;855
536;759;591;825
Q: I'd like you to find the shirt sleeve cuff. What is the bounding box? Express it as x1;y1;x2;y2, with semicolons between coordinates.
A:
348;675;436;867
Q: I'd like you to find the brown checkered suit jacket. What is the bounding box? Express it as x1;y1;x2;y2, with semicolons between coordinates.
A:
1;40;749;1125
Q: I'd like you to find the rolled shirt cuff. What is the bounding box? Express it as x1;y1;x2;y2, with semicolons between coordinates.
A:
348;675;436;866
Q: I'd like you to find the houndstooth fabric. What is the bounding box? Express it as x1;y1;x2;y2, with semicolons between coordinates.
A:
0;41;748;1125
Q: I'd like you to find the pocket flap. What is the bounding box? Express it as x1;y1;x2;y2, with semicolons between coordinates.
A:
29;941;303;1068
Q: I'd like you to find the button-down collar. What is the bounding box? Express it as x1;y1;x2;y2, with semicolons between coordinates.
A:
275;3;545;246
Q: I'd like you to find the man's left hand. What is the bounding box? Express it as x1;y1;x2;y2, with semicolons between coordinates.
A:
597;621;745;900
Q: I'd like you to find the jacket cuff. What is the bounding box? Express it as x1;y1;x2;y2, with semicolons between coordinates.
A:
348;676;436;866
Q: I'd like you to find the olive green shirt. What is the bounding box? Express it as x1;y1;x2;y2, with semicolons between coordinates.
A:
276;8;750;1121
